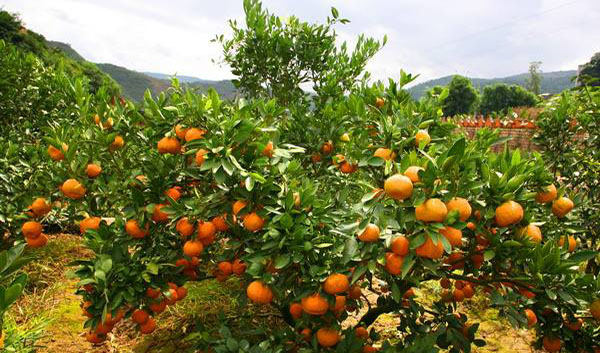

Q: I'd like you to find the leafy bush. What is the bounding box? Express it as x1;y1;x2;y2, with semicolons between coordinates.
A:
441;75;479;117
479;83;538;115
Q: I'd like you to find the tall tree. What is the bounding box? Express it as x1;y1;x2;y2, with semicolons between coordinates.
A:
578;53;600;86
442;75;478;116
526;61;542;95
479;83;538;115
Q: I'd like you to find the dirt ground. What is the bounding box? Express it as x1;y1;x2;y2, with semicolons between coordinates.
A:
8;234;542;353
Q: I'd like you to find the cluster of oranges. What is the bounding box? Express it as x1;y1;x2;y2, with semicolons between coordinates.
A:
21;197;51;248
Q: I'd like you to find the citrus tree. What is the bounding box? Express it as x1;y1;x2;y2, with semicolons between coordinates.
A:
23;1;600;352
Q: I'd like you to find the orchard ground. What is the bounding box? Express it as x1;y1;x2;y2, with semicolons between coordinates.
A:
9;234;543;353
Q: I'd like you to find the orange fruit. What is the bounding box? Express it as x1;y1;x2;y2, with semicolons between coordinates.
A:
440;226;462;248
152;204;169;222
164;187;181;202
85;332;104;344
321;141;333;154
26;233;48;248
301;293;329;315
246;281;273;304
48;145;65;161
415;129;431;146
542;336;561;352
185;128;205;142
195;149;208;166
86;164;102;178
384;174;413;200
212;215;229;232
384;252;404;275
330;295;346;311
290;303;303;319
440;278;451;289
552;197;574;218
232;259;246;275
403;166;423;183
358;223;380;242
311;153;322;163
415;236;444;259
495;200;523;227
176;286;188;300
375;97;385;108
165;288;179;305
445;197;472;222
300;328;312;341
262;141;274;157
139;317;156;334
149;300;166;314
183;240;203;257
198;221;217;239
146;287;161;299
348;285;362;300
390;236;409;256
232;200;247;216
415;198;448;223
157;137;181;154
363;345;379;353
462;284;475;298
175;217;195;238
524;309;537;327
243;212;265;232
339;161;358;174
558;236;576;252
22;221;42;238
355;326;369;339
323;273;349;294
132;309;149;324
80;217;101;234
564;318;582;331
109;135;125;151
535;184;557;204
316;328;340;347
590;300;600;320
517;224;542;243
374;148;395;161
217;261;233;276
125;219;149;239
95;320;113;335
61;179;86;199
453;288;465;302
30;198;51;217
174;124;189;139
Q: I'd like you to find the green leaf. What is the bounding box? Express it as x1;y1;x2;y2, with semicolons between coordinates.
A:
568;250;598;263
274;254;290;269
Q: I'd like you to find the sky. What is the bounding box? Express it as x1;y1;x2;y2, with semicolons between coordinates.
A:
2;0;600;84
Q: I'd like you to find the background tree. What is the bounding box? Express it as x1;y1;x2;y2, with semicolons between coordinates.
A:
577;52;600;86
526;61;542;95
479;83;538;115
441;75;478;116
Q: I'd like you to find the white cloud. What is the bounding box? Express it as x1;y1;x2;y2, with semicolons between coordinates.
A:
3;0;599;83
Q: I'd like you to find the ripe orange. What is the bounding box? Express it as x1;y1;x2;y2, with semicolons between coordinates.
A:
384;252;404;275
552;197;574;218
355;326;369;340
48;145;65;161
415;198;448;223
358;223;380;242
246;281;273;304
375;97;385;108
524;309;537;327
321;141;334;154
517;224;542;243
383;174;413;200
558;236;576;252
445;197;472;222
462;284;475;298
535;184;557;204
30;198;51;217
440;278;451;289
198;221;217;239
212;215;229;232
440;226;462;248
139;317;156;334
174;124;189;139
590;299;600;320
542;336;561;352
131;309;149;324
316;327;340;347
95;320;113;335
61;179;86;199
348;285;362;300
403;166;423;183
232;259;246;275
390;236;409;256
339;161;357;174
415;236;444;259
26;233;48;248
311;153;322;163
109;135;125;151
415;129;431;146
85;163;102;178
176;286;188;300
564;318;582;331
125;219;149;239
290;303;303;319
175;217;195;238
243;212;265;232
323;273;349;294
330;295;346;311
80;217;101;234
301;293;329;315
300;328;312;341
185;128;205;142
262;141;274;157
149;300;166;314
363;345;379;353
232;200;247;216
85;332;104;344
373;148;395;161
183;240;203;257
164;187;181;202
195;149;208;166
495;200;523;227
146;287;161;299
157;137;181;154
217;261;233;276
22;221;42;238
152;204;169;222
453;288;465;302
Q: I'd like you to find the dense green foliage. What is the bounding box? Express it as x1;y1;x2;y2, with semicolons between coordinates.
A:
578;53;600;86
479;84;539;115
441;75;479;116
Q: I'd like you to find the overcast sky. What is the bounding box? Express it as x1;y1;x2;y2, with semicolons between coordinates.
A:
3;0;599;84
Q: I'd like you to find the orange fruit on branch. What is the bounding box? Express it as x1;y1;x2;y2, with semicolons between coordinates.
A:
415;198;448;223
384;252;404;275
558;236;576;252
243;212;265;232
80;217;101;234
517;224;542;243
30;197;51;217
415;129;431;146
61;179;86;199
390;236;409;256
157;137;181;154
22;221;42;238
358;224;380;243
183;240;204;257
373;148;395;161
403;166;423;183
415;235;444;259
383;174;413;201
445;197;472;222
323;273;349;294
495;200;523;227
175;217;195;238
552;197;574;218
85;163;102;178
131;309;150;324
535;184;557;204
289;303;303;319
316;327;340;347
440;226;462;248
126;219;149;239
301;293;329;315
524;309;537;327
26;233;48;248
184;127;205;142
246;281;273;304
152;204;169;222
262;141;274;157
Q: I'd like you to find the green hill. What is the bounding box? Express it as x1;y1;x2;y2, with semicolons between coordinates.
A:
408;71;576;99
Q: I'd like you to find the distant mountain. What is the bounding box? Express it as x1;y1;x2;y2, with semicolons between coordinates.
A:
144;72;206;83
47;41;85;61
408;71;577;99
